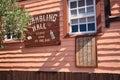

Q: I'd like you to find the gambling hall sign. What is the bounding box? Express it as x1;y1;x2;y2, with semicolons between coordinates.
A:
25;12;60;47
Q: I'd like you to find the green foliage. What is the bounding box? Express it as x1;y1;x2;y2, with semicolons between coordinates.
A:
0;0;31;47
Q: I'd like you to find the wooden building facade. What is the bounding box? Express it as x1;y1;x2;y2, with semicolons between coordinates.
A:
0;0;120;79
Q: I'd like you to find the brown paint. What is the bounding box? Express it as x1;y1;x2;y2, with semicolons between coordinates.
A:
110;0;120;16
25;12;60;47
63;0;70;38
96;0;103;33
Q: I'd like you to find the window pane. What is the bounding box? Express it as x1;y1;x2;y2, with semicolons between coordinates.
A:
78;8;85;15
6;33;11;39
88;23;95;31
72;25;78;32
87;16;95;22
70;1;77;8
86;0;94;5
71;10;77;17
80;24;86;32
87;7;94;14
78;0;85;7
79;18;86;23
71;19;78;24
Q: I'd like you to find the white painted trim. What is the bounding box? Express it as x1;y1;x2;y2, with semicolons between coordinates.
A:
68;0;97;34
5;35;18;41
94;0;97;32
69;30;96;35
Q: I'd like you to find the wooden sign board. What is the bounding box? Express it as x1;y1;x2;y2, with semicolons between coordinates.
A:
25;12;60;47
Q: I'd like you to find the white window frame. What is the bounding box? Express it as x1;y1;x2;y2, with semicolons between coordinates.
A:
68;0;97;35
5;35;13;41
5;33;18;41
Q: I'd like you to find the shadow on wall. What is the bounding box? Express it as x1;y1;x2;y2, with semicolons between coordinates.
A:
19;0;63;15
0;0;96;72
110;0;120;16
0;0;75;72
97;20;120;72
0;0;120;73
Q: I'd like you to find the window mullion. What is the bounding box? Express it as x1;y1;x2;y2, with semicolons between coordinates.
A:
68;0;71;22
93;0;97;32
85;0;88;32
77;0;80;32
85;0;87;14
10;32;12;40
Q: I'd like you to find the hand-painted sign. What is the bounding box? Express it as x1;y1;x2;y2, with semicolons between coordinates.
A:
25;12;60;47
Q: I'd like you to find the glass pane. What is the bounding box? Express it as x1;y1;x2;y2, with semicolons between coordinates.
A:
87;16;95;22
78;8;85;15
70;1;77;8
79;18;86;23
87;7;94;14
72;25;78;32
80;24;86;32
86;0;94;5
88;23;95;31
71;10;77;17
71;19;78;24
7;33;11;39
78;0;85;7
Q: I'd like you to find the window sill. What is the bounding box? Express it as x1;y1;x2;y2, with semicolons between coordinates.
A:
64;32;103;38
3;40;23;44
0;40;24;50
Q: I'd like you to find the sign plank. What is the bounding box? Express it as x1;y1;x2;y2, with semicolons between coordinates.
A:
25;12;60;47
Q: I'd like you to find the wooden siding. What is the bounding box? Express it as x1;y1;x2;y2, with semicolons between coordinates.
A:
0;71;119;80
110;0;120;16
0;0;120;74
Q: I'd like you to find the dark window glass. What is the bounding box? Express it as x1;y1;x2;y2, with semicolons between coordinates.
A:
88;23;95;31
79;18;86;23
71;19;78;24
70;1;77;8
7;33;11;39
87;16;95;22
78;0;85;7
86;0;93;5
72;25;78;32
78;8;85;14
87;7;94;14
71;10;77;17
80;24;86;32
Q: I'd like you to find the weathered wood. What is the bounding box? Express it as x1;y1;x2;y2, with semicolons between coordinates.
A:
96;0;102;33
75;36;97;67
0;71;119;80
25;12;60;47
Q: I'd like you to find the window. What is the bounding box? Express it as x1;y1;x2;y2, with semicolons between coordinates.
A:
5;32;19;41
75;36;97;67
68;0;96;34
5;33;13;41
